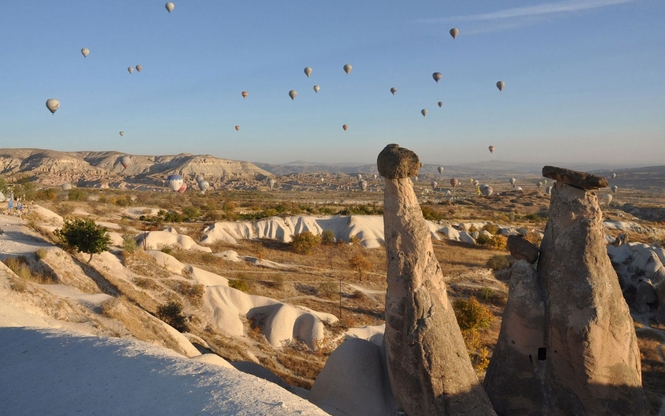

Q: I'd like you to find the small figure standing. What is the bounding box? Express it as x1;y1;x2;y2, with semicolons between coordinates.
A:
7;199;13;215
17;200;23;217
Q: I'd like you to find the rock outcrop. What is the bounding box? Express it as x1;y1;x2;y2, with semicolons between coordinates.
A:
488;174;648;415
378;144;496;416
507;235;539;263
542;165;609;189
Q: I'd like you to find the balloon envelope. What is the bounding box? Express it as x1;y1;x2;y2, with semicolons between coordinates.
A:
268;178;276;189
167;174;184;192
136;65;142;72
545;186;552;195
421;109;428;117
46;99;60;114
128;67;134;74
438;166;444;175
603;194;613;205
509;177;516;185
611;185;618;194
289;90;297;100
449;28;459;39
242;91;248;99
431;181;437;190
432;72;442;83
195;174;205;183
359;180;367;191
496;81;505;91
488;145;495;154
343;64;352;74
313;85;320;93
437;101;443;108
480;185;493;197
178;183;187;194
62;183;72;191
121;156;131;169
342;124;348;131
165;2;175;12
304;67;312;77
235;125;240;131
198;180;209;192
450;178;459;188
390;87;397;95
81;48;89;58
119;131;124;137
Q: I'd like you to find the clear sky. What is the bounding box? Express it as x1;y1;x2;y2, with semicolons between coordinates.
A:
0;0;663;166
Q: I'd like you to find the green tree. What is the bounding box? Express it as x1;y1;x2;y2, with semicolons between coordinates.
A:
54;218;111;263
291;231;321;255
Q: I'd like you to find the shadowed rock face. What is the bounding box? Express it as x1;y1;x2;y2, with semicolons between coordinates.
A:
538;181;648;415
380;145;496;416
542;166;608;190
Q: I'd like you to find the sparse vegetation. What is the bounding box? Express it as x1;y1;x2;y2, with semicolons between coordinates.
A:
318;281;338;298
156;301;188;332
486;254;511;270
454;297;494;375
321;230;336;245
229;277;250;293
122;234;139;254
348;252;371;281
34;248;48;260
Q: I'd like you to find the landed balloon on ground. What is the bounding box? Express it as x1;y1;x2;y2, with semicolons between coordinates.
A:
304;67;312;77
165;2;175;13
496;81;505;91
166;174;184;192
390;87;397;95
432;72;442;83
313;85;320;93
288;90;297;100
81;48;89;58
480;184;493;197
343;64;352;74
46;99;60;114
449;28;459;39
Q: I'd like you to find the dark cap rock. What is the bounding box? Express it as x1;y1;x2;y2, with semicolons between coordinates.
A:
542;166;608;190
377;144;421;179
507;235;540;264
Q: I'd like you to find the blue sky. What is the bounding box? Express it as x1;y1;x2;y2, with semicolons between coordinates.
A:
0;0;663;166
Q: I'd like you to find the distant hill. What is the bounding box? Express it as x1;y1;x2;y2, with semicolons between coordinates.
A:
0;149;272;189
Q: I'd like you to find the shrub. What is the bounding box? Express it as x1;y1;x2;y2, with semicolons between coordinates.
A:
468;225;478;233
486;255;511;270
160;245;173;255
229;277;250;293
34;248;48;260
482;224;499;235
349;252;371;281
476;234;492;246
3;256;33;280
35;188;58;201
476;287;495;304
156;301;188;332
67;188;87;201
491;234;508;251
421;205;444;221
291;231;321;255
182;206;201;220
271;274;285;290
122;234;139;254
321;230;336;245
53;218;111;263
318;281;338;298
453;297;493;332
10;278;28;292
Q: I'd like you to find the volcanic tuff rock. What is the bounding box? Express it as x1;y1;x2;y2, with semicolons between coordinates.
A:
380;145;496;416
507;235;539;264
538;180;647;415
542;165;608;190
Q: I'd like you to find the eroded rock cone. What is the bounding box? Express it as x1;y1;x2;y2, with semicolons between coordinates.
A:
484;260;546;415
537;181;648;415
378;144;496;416
507;235;539;264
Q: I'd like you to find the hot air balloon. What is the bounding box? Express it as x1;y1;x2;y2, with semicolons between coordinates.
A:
390;87;397;95
81;48;89;58
444;190;452;196
128;66;134;74
432;72;442;83
480;185;493;197
438;101;443;108
178;183;187;193
167;174;184;192
509;177;516;186
343;64;352;74
545;185;552;195
289;90;297;100
62;183;73;191
121;156;131;169
45;99;60;115
450;178;459;188
268;178;276;189
449;28;459;39
488;145;495;154
359;180;367;191
438;166;444;175
242;91;248;99
342;124;349;131
357;174;362;180
165;2;175;13
195;174;205;183
313;85;320;93
431;181;437;190
235;125;240;131
198;180;209;193
421;109;428;117
602;194;613;205
373;174;378;180
473;180;480;187
119;131;124;137
611;185;618;194
612;173;617;179
136;65;142;72
496;81;505;91
513;186;523;191
413;176;419;182
304;67;312;77
537;181;543;189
